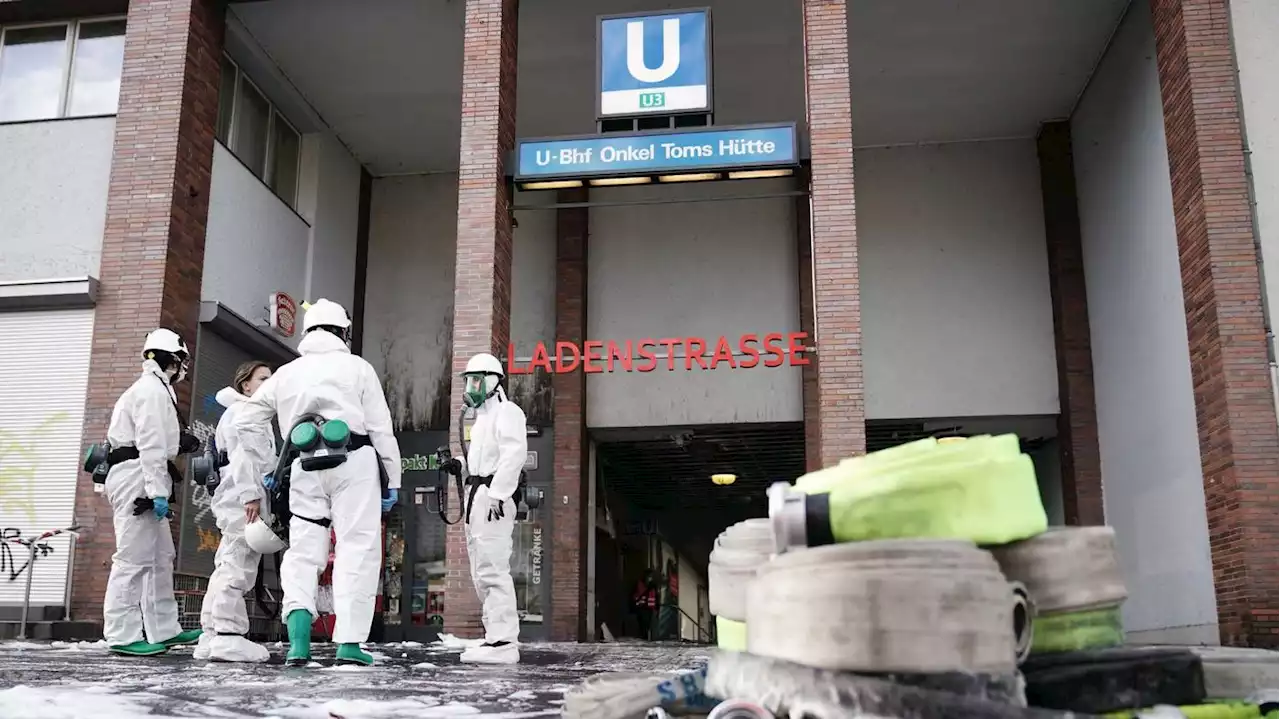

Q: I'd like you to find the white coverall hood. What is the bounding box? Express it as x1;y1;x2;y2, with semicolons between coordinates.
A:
102;362;185;647
195;385;274;662
215;386;247;409
231;326;401;645
460;385;527;662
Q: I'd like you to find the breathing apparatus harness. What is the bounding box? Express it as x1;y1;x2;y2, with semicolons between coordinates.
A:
431;399;543;526
83;371;200;520
251;412;392;617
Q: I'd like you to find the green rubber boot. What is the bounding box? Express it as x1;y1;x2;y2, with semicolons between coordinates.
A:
285;609;313;666
108;640;168;657
161;628;203;647
335;643;373;666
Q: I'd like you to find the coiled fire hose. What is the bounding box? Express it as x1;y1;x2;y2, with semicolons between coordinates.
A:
746;539;1033;675
991;526;1128;655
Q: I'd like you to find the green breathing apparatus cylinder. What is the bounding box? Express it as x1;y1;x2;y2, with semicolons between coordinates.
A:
768;434;1049;553
291;417;352;472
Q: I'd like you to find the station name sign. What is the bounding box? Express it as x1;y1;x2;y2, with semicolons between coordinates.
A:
507;332;810;375
514;124;798;181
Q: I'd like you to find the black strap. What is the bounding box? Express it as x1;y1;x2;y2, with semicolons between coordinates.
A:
464;475;493;524
150;371;188;431
348;433;372;450
296;513;332;529
108;446;140;464
167;461;184;488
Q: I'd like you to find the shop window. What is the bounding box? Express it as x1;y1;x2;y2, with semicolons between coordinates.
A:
0;18;126;123
216;55;302;210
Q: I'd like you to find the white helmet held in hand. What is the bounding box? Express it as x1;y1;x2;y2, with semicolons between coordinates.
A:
301;298;352;333
244;518;287;555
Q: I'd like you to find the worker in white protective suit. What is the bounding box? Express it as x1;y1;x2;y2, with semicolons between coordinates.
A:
102;329;204;656
233;299;401;667
192;361;275;663
448;352;528;664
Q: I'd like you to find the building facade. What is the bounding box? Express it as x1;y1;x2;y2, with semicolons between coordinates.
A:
0;0;1275;648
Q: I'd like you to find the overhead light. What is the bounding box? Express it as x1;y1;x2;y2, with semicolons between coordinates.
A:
728;168;794;180
589;176;652;186
520;180;583;190
658;172;721;183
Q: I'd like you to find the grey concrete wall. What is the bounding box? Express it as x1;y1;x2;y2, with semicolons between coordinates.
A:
1070;1;1218;644
0;117;115;281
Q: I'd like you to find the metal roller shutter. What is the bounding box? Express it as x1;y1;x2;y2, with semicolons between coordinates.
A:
177;327;285;635
179;329;256;578
0;309;94;609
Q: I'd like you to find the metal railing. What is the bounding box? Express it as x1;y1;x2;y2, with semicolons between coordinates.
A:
5;525;80;640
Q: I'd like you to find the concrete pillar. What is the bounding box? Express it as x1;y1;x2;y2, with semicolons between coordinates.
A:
1150;0;1280;648
801;0;864;466
551;189;589;641
444;0;520;638
1036;122;1105;527
70;0;225;624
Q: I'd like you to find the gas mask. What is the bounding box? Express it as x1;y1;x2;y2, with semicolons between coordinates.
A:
462;373;495;409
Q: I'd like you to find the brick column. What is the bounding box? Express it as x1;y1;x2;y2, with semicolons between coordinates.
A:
794;182;821;473
551;188;589;641
1036;122;1105;527
444;0;519;639
70;0;224;624
802;0;864;466
1150;0;1280;649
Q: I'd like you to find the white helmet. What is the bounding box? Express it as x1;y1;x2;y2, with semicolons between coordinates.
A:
142;328;188;358
461;352;504;408
301;298;352;333
463;352;504;378
244;518;287;554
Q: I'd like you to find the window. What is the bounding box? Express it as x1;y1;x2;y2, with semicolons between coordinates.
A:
216;56;302;210
0;18;125;123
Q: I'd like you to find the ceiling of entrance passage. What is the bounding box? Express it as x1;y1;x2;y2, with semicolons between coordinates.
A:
231;0;1129;176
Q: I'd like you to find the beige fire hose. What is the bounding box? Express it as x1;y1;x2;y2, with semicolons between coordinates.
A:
746;539;1034;674
991;526;1127;654
707;519;775;650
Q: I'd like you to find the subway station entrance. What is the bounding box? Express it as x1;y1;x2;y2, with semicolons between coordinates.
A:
592;423;804;643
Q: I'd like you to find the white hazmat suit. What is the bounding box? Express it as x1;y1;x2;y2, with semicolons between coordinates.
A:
192;386;275;662
457;354;527;665
102;358;187;651
234;327;401;647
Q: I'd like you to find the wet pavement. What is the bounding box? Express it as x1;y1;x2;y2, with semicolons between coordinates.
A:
0;637;712;718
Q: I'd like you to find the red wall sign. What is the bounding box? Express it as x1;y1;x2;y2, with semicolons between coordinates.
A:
269;292;298;338
507;332;810;374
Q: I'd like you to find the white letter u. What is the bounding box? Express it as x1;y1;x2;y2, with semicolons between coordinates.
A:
627;18;680;84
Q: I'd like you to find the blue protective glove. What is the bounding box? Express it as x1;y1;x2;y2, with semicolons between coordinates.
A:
381;489;398;513
262;472;277;492
152;497;170;521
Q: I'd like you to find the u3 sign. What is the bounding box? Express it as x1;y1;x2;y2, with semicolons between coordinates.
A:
598;9;712;118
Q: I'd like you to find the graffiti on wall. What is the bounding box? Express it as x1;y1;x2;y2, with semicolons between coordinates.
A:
0;412;70;524
0;528;55;582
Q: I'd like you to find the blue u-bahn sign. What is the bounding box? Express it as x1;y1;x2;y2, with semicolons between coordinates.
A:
598;9;712;118
514;124;797;181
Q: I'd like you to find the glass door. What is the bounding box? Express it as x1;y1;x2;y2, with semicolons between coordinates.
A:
382;430;450;643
